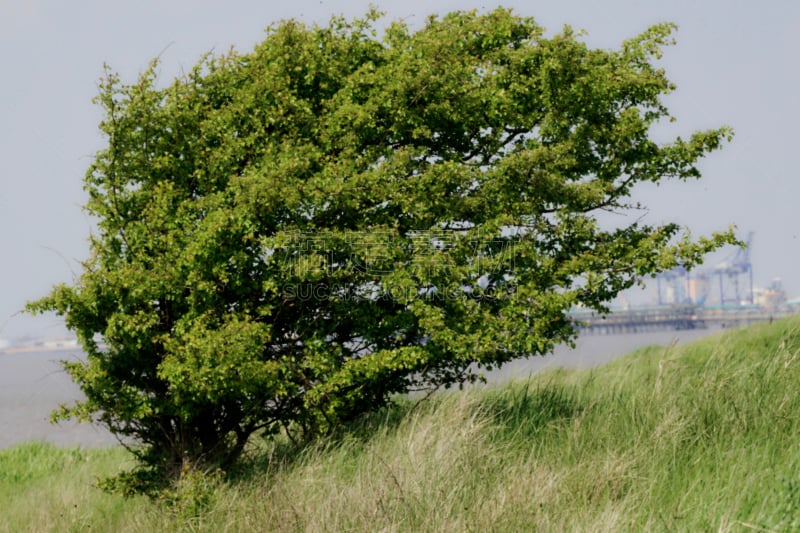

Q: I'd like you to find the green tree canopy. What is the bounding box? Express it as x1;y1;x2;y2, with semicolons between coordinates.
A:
29;8;735;484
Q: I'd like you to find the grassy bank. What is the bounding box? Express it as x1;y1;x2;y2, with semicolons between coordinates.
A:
3;317;800;531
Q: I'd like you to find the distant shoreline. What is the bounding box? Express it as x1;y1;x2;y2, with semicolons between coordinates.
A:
0;342;81;356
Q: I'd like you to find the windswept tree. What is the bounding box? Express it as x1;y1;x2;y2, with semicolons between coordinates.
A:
29;8;735;485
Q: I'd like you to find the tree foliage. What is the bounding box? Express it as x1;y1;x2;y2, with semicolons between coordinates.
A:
29;8;735;483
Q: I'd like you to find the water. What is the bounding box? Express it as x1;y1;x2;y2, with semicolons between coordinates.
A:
481;327;723;383
0;350;118;449
0;326;724;449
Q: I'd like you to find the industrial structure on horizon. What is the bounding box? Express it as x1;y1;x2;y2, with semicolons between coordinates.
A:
651;232;790;309
577;232;800;334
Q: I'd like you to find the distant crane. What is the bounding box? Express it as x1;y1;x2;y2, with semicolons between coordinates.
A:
655;266;689;306
653;232;754;308
711;231;754;306
654;266;710;306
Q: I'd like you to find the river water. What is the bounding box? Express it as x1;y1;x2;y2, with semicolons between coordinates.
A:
0;327;723;449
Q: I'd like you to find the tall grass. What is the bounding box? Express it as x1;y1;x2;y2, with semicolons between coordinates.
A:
0;442;148;532
3;317;800;531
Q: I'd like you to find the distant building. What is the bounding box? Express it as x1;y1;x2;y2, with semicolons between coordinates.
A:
42;338;79;350
754;279;787;309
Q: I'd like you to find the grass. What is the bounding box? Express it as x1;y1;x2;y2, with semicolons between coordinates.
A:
3;317;800;531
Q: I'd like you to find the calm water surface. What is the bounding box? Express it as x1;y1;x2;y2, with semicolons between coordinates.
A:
0;349;119;448
0;327;724;449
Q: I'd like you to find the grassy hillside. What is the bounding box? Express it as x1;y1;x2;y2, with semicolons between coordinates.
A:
3;317;800;532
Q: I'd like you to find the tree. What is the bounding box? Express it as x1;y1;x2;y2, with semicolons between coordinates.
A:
29;8;735;485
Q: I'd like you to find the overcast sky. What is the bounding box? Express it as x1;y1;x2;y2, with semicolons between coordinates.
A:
1;0;798;338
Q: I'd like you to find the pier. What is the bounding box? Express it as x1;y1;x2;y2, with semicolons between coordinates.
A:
573;305;799;335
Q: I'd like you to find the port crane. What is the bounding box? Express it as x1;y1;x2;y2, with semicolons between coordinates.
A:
712;231;754;306
653;232;753;307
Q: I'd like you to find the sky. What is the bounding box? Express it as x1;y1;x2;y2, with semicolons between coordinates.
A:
1;0;798;339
